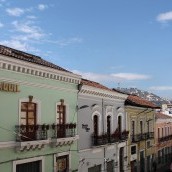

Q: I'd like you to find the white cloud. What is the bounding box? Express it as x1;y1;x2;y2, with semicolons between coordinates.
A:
111;73;150;80
72;70;150;83
0;40;28;51
27;15;37;19
0;22;4;28
38;4;48;11
46;37;83;47
6;8;24;17
57;37;82;47
12;20;45;40
149;86;172;91
157;11;172;22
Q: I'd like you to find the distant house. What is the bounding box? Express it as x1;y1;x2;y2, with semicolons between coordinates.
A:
0;45;81;172
125;94;158;172
155;112;172;171
78;79;128;172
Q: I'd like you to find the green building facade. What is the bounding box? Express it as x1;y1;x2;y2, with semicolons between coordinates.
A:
0;45;81;172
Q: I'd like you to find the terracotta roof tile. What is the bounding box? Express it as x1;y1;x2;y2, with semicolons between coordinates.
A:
125;94;158;108
156;112;172;119
0;44;71;73
81;78;112;91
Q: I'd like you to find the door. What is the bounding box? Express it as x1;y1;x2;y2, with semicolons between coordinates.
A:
88;165;101;172
21;102;37;141
140;151;145;172
57;102;66;138
56;155;69;172
93;115;98;145
119;147;124;172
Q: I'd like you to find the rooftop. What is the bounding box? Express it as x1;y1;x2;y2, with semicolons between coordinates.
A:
156;112;172;119
0;44;71;73
125;94;158;108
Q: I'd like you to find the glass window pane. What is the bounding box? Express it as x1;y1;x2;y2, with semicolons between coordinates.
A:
28;103;35;110
21;103;27;110
21;119;26;125
21;112;26;118
28;112;34;118
28;119;34;125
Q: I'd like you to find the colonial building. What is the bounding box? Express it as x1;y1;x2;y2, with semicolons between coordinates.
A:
0;45;81;172
78;79;128;172
155;112;172;171
125;95;157;172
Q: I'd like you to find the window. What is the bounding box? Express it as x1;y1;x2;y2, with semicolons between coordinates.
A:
13;157;44;172
158;128;160;139
131;146;136;155
16;161;41;172
20;102;37;141
56;155;69;172
93;115;98;136
140;121;143;134
56;100;66;138
21;102;37;126
147;141;151;148
131;121;135;140
162;128;164;138
107;116;111;138
118;116;122;133
57;100;66;124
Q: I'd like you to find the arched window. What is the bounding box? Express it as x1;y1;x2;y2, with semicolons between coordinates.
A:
93;115;98;136
107;116;111;141
118;116;122;133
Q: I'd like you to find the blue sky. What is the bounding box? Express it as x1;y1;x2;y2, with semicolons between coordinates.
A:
0;0;172;99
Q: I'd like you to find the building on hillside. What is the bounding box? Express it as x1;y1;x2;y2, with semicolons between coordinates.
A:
161;104;172;116
125;95;158;172
77;79;128;172
155;112;172;171
0;45;81;172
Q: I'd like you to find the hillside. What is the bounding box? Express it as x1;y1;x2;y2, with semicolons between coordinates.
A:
116;87;172;107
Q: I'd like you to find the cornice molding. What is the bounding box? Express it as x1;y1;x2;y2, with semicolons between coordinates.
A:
80;85;127;101
0;55;81;85
0;77;78;93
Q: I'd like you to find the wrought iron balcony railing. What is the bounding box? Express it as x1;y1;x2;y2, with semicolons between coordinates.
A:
131;132;154;143
92;134;108;146
146;132;154;139
15;124;49;142
52;123;76;139
92;130;129;146
158;134;172;143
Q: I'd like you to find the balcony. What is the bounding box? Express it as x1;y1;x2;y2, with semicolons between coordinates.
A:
92;134;108;146
131;132;154;143
92;130;129;146
158;134;172;143
146;132;154;139
15;124;49;151
51;123;78;147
